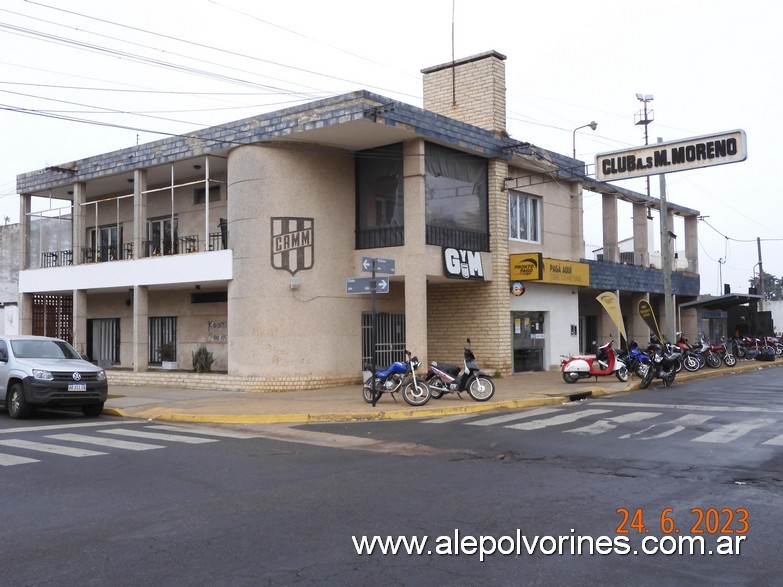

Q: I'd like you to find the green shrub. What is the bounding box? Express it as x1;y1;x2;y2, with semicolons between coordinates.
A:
192;345;215;373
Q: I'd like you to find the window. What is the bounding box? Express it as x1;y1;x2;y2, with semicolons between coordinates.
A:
194;185;221;205
149;317;177;364
88;318;120;364
148;217;178;255
88;225;123;261
509;191;541;243
355;143;404;248
425;142;489;251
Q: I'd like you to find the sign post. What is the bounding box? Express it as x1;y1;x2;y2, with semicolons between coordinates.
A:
348;257;395;406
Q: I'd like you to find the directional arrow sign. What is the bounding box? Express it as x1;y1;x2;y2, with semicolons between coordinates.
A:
361;256;396;275
346;277;390;294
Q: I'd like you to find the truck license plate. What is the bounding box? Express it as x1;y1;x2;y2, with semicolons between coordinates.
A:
68;383;87;392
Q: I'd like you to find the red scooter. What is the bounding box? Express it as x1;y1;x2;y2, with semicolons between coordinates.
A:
561;340;629;383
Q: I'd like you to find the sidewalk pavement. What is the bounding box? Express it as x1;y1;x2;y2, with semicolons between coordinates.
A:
102;360;778;424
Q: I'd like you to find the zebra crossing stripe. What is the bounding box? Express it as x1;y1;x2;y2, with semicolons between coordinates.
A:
506;409;612;431
145;425;261;438
47;433;165;451
98;428;218;444
620;414;714;440
0;453;40;466
761;434;783;446
565;412;661;436
692;419;777;444
466;408;562;427
0;439;107;457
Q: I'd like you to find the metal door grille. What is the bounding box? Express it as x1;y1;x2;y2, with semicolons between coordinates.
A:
149;316;177;363
361;312;406;370
32;294;72;342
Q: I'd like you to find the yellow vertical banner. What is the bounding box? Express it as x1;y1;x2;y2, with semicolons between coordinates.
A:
596;292;627;343
637;299;663;342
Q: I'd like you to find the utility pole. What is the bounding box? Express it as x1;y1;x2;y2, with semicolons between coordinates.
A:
658;137;675;342
757;237;765;301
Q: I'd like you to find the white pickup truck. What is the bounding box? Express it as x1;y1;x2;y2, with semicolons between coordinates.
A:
0;335;108;419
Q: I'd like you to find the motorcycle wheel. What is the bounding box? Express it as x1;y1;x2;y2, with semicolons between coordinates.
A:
735;345;747;358
425;375;446;399
663;371;675;387
723;353;737;367
615;365;629;382
639;367;654;389
362;377;382;404
635;359;651;378
402;380;431;406
706;353;721;369
683;355;700;372
562;371;580;384
776;345;783;357
467;376;495;402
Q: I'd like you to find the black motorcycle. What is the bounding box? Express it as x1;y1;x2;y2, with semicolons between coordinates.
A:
424;339;495;402
640;342;678;388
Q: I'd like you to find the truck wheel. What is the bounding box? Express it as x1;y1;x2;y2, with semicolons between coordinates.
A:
82;403;104;418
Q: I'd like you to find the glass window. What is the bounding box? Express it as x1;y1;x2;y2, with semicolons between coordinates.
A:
355;143;404;248
194;185;221;205
425;143;487;233
509;191;541;243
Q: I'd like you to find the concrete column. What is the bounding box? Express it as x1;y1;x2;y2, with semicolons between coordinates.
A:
684;214;698;274
133;169;147;258
18;293;33;335
601;193;619;263
132;285;149;372
19;194;31;271
72;289;87;355
403;139;428;363
632;202;650;267
570;182;585;261
72;182;85;265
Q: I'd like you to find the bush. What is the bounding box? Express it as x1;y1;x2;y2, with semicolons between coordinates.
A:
192;345;215;373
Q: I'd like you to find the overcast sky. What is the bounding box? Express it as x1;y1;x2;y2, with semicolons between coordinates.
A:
1;0;781;297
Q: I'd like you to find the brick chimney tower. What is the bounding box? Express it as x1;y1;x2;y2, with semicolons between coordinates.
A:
421;50;507;136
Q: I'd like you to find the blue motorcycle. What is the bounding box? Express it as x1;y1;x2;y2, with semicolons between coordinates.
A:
362;350;430;406
619;341;651;378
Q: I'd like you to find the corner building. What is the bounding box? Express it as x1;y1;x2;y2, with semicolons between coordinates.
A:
15;51;700;391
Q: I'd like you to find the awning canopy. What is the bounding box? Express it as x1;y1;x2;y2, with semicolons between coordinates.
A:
679;293;763;311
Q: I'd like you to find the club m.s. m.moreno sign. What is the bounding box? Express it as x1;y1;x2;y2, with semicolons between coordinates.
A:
595;129;746;181
443;247;485;280
271;217;313;275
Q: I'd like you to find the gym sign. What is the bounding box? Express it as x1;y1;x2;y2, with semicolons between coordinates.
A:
595;129;747;181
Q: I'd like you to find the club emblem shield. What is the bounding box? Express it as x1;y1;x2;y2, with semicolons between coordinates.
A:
271;217;314;275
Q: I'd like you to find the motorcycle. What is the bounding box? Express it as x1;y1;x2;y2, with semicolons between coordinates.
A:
617;340;651;378
696;337;722;369
640;342;678;388
560;340;629;384
424;339;496;402
362;350;431;406
709;337;737;367
675;335;703;372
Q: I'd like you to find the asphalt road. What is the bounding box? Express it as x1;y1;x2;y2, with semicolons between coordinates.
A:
1;368;780;586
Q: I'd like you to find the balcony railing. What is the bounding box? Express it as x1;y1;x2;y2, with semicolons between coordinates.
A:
426;224;489;252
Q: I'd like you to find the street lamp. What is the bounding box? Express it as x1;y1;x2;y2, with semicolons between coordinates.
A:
572;121;597;159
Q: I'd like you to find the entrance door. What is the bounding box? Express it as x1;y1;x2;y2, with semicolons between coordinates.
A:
512;311;545;372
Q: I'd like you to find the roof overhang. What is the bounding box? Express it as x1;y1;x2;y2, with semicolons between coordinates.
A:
679;293;763;311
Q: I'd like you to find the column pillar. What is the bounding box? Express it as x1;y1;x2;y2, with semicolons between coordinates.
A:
632;202;650;267
132;285;149;372
601;193;619;263
570;182;584;260
684;214;698;274
403;139;427;363
72;289;87;355
73;182;85;265
133;169;147;258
